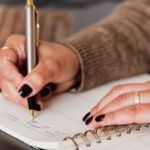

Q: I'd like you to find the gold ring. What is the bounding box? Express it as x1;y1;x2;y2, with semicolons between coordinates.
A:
134;92;140;105
1;46;10;51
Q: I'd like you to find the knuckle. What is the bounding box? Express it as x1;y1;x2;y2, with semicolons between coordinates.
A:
126;105;140;121
31;72;45;87
46;60;59;71
6;34;23;44
111;85;124;93
118;93;129;101
44;60;58;77
6;35;18;43
114;96;124;107
114;93;130;107
5;35;25;54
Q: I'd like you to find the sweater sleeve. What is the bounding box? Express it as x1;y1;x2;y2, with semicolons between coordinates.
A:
60;0;150;92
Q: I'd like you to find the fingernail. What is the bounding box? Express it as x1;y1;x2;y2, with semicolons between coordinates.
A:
95;114;105;122
40;87;50;97
34;104;41;111
50;84;57;92
28;96;41;111
82;112;90;121
28;96;36;110
18;84;33;98
85;116;93;125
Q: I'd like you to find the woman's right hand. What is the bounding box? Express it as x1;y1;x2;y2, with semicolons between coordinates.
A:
0;35;80;109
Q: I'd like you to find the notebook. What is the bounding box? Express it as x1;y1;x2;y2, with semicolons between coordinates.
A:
0;74;150;150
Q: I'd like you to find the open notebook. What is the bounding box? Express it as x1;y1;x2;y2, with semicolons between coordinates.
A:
0;74;150;150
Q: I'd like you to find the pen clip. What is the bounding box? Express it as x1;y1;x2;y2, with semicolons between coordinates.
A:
35;10;40;48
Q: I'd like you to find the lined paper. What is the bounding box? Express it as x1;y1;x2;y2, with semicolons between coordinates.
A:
0;74;150;149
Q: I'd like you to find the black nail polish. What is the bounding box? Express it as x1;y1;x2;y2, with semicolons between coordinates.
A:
95;114;105;122
82;112;91;121
40;87;50;97
28;96;41;111
50;84;57;92
34;104;41;111
19;84;33;98
28;96;36;110
85;116;93;125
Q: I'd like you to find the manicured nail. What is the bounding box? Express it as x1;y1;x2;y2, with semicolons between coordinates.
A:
18;84;33;98
95;114;105;122
34;104;41;111
28;96;36;110
49;84;57;92
85;116;93;125
28;96;41;111
82;112;90;121
40;87;50;97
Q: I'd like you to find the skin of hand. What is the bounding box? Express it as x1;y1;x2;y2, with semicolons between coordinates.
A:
83;81;150;128
0;35;80;109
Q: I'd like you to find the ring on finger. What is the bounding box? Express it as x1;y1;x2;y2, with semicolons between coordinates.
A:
1;46;10;51
134;92;140;105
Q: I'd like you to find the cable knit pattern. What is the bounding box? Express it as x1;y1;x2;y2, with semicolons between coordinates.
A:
62;0;150;92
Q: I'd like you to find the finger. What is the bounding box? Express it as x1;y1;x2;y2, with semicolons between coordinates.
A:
91;82;150;115
39;79;74;99
1;79;42;110
4;35;26;66
18;61;57;98
98;90;150;115
40;83;57;98
37;80;74;110
54;79;75;94
87;104;150;128
0;48;23;86
0;79;28;108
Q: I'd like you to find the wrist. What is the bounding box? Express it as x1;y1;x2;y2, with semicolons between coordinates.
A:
53;42;81;91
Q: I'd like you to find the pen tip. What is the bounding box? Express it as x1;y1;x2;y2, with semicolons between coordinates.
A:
30;110;35;121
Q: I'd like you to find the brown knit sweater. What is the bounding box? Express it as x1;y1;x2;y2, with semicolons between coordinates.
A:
1;1;150;93
0;6;73;46
62;0;150;92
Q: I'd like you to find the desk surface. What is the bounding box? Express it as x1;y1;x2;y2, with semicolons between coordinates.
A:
0;1;118;150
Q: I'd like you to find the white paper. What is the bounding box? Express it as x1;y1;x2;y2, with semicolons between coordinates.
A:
0;74;150;149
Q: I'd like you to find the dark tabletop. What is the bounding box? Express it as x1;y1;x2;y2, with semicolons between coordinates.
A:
0;1;120;150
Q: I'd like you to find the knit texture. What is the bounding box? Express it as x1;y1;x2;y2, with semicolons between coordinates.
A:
62;0;150;92
0;5;73;47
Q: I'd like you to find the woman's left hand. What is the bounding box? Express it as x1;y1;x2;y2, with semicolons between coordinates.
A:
83;81;150;128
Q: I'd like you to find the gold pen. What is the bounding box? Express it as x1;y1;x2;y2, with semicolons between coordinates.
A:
25;0;40;120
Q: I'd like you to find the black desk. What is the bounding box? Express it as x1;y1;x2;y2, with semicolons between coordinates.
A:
0;1;119;150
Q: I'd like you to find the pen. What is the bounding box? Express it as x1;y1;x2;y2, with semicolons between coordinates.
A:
25;0;40;120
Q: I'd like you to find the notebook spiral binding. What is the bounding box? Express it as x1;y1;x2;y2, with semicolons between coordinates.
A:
63;123;150;150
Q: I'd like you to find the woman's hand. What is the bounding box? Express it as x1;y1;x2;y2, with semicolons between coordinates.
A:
83;81;150;128
0;35;80;109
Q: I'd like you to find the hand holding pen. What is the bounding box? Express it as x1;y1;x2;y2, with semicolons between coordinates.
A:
25;0;40;119
25;0;59;119
0;3;80;119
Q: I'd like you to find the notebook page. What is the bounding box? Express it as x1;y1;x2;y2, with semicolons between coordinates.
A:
0;74;149;150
